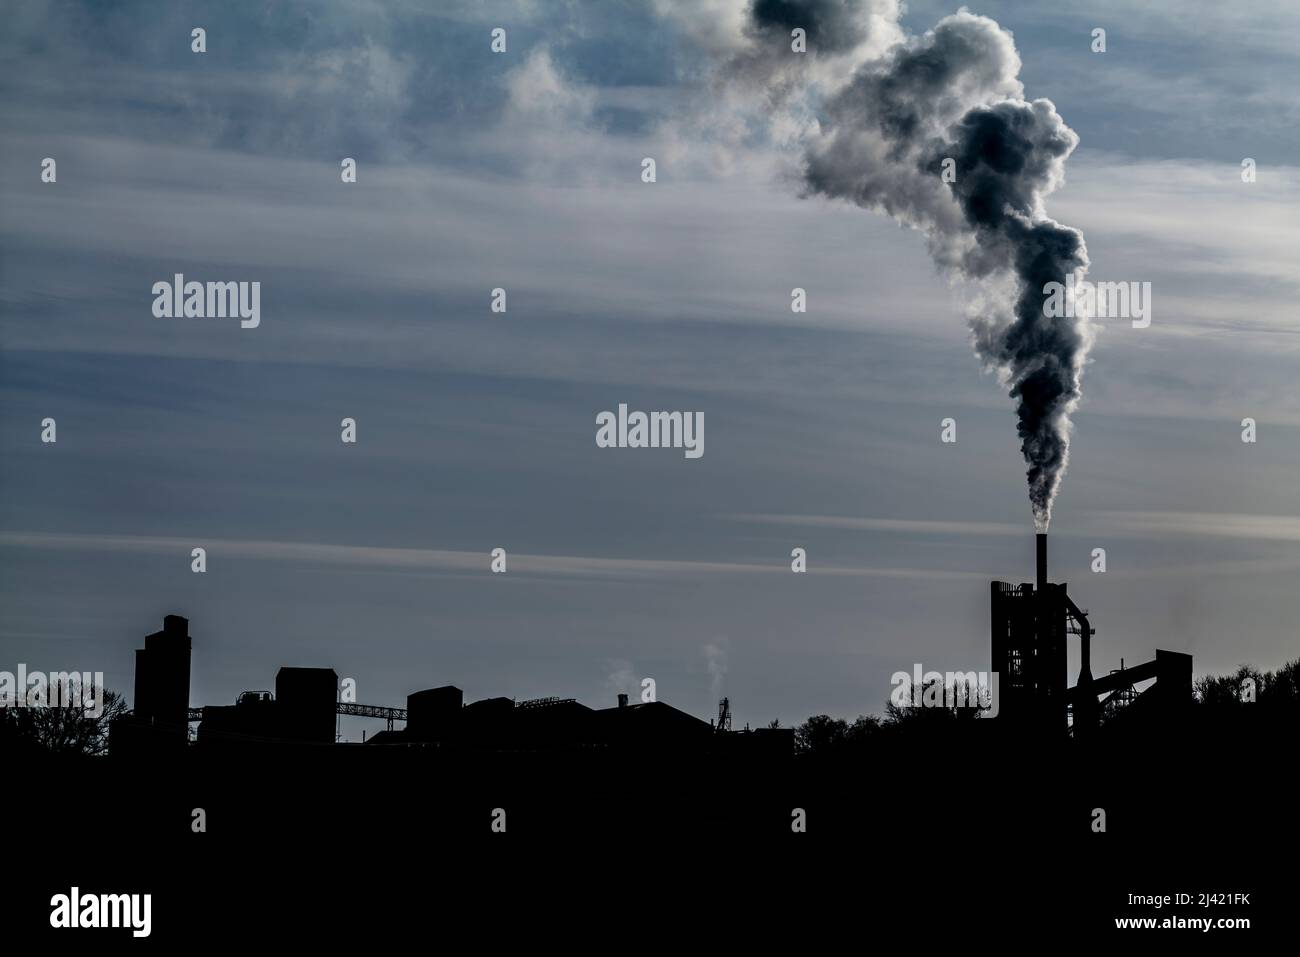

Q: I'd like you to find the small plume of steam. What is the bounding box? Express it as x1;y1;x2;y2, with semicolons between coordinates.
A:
725;4;1091;529
703;640;728;701
606;659;636;698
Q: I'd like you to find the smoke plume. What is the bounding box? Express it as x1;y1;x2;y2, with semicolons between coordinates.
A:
737;5;1092;529
703;640;728;701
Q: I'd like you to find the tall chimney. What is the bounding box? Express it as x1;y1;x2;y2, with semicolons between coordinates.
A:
1036;532;1048;591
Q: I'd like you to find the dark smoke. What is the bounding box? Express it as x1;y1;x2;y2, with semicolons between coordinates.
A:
791;10;1091;529
725;0;902;92
749;0;873;53
935;102;1090;528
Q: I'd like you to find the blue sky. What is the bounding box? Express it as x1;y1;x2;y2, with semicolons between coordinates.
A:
2;0;1298;732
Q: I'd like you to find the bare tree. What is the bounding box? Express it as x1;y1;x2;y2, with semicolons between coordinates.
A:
0;682;128;755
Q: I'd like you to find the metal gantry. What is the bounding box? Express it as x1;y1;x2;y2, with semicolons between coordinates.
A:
335;702;408;732
187;702;409;732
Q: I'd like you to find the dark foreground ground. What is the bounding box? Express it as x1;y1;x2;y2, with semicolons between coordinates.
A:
3;721;1289;944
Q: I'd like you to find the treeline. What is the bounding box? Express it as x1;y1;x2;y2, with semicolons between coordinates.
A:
789;658;1299;755
1193;659;1298;711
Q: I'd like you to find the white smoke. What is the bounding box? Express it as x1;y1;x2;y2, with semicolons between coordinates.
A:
703;640;728;701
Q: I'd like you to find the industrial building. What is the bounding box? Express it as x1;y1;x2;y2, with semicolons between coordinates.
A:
991;533;1193;735
196;667;339;746
107;614;191;752
110;616;792;757
107;544;1196;762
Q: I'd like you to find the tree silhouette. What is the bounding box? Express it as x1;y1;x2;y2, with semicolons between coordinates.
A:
794;713;883;755
1195;658;1298;710
794;714;848;754
0;682;127;755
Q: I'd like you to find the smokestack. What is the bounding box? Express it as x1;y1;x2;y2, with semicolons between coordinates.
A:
1036;532;1048;592
617;693;628;709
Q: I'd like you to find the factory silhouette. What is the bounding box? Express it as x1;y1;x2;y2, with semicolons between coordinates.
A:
111;612;791;757
110;533;1194;758
991;533;1192;736
95;528;1284;857
17;533;1287;942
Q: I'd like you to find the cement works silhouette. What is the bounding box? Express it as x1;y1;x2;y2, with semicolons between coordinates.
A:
102;534;1215;758
6;535;1291;942
107;614;793;758
8;533;1294;763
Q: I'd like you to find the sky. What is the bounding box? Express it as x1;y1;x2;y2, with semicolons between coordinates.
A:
2;0;1298;734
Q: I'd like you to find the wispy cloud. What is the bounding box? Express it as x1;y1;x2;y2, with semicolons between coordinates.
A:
720;514;1023;536
1092;511;1300;542
0;532;989;581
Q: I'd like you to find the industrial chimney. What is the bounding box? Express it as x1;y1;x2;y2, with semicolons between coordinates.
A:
1036;533;1048;593
991;533;1090;734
